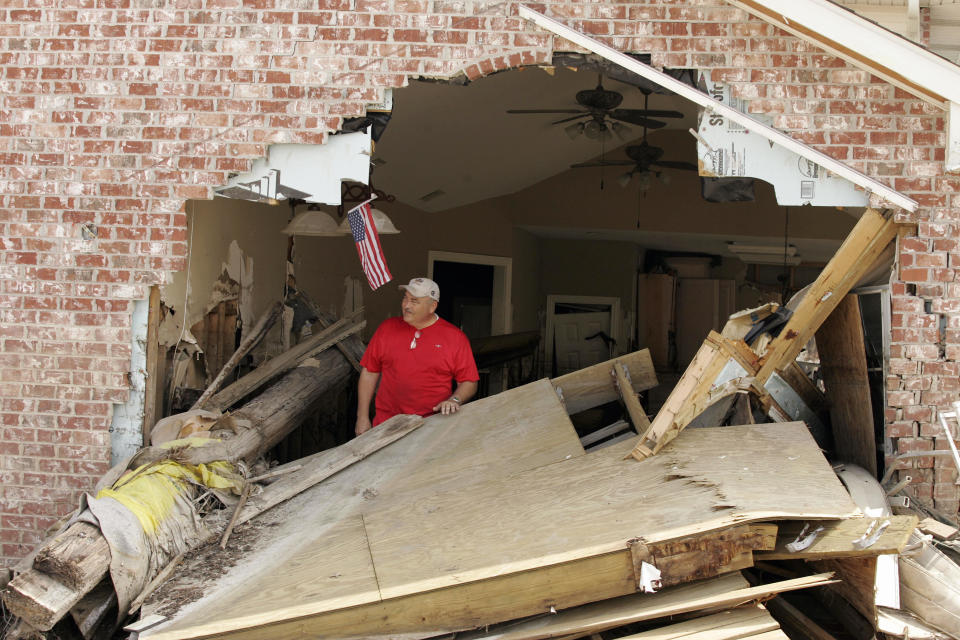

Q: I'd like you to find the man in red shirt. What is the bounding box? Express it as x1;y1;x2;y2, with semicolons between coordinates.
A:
355;277;479;435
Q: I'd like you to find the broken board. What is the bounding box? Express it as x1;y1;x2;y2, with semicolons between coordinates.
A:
143;423;857;640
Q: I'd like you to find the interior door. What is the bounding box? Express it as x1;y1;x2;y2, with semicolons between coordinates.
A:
553;311;611;375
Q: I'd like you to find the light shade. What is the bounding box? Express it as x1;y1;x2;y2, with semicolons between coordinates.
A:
335;208;400;235
281;210;344;236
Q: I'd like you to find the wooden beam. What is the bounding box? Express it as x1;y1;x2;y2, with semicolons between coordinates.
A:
630;333;753;460
552;349;657;415
816;294;877;475
205;312;364;412
765;596;837;640
615;605;781;640
2;567;89;631
580;420;631;448
755;209;898;386
142;285;162;446
32;522;110;591
614;362;651;433
758;515;917;561
229;414;424;528
448;573;834;640
809;557;878;624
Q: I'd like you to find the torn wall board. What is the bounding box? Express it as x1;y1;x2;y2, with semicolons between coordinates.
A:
696;78;869;207
215;132;371;205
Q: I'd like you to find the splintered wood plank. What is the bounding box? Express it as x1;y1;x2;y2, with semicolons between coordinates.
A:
816;294;877;475
755;209;898;385
630;525;777;589
631;333;741;460
454;573;835;640
758;515;917;561
553;349;658;415
33;522;110;590
616;605;781;640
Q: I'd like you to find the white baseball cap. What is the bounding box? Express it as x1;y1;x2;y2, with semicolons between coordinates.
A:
399;277;440;301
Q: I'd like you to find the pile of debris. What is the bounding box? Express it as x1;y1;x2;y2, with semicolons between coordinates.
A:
2;207;959;640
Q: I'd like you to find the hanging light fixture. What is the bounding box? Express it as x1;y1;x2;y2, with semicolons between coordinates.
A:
281;204;344;236
335;207;400;235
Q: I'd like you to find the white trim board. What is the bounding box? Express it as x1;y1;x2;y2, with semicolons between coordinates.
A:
518;5;920;211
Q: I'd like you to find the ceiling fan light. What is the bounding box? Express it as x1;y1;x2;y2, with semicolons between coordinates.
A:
335;207;400;235
617;171;634;188
637;172;653;192
612;122;631;140
565;122;584;140
658;172;672;185
583;121;602;139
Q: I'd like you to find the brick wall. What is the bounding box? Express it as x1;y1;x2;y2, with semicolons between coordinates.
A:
0;0;956;566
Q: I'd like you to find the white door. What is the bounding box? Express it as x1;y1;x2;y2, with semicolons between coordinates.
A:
553;311;611;375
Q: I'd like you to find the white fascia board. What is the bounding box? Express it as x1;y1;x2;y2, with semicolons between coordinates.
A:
518;6;918;212
724;0;960;107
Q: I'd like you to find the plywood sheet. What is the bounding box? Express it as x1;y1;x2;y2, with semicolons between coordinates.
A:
145;422;854;640
365;423;857;601
143;378;584;636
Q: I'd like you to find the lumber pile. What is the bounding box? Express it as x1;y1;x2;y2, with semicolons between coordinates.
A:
5;207;954;640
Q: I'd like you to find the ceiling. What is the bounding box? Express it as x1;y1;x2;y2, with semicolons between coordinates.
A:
373;64;701;213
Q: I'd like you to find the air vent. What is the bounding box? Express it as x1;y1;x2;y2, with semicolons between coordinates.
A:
419;189;445;202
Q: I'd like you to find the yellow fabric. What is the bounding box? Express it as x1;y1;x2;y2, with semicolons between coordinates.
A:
96;460;241;535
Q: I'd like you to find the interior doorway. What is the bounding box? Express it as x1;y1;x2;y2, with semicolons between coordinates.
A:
427;251;512;338
545;295;621;376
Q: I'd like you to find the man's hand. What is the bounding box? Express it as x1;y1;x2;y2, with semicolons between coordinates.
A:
433;398;462;416
355;415;373;436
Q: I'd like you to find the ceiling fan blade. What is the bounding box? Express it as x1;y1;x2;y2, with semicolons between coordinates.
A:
570;161;635;168
608;113;668;129
506;109;586;114
651;160;699;171
551;114;592;125
611;108;684;120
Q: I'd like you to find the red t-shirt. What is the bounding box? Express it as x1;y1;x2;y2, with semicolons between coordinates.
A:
360;316;479;425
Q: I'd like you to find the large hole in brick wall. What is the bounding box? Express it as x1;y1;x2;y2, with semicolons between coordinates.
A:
154;56;892;469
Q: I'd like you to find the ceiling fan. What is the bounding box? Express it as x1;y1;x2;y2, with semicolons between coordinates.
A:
507;74;684;141
570;92;697;189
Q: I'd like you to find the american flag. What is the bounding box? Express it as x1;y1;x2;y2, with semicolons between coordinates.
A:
347;202;392;290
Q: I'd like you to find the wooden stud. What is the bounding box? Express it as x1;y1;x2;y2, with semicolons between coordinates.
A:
816;294;877;476
553;349;658;416
757;515;917;561
614;363;651;433
142;285;162;446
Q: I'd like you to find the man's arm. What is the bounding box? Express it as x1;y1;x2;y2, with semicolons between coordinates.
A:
433;380;478;416
355;367;380;435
